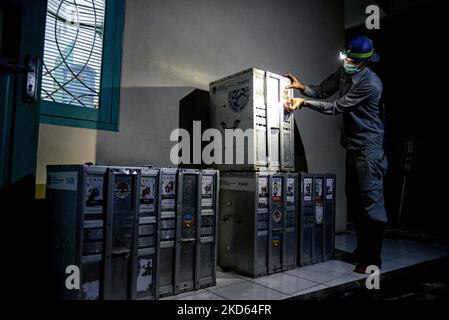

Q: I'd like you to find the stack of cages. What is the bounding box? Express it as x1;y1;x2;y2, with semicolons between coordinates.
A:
209;68;298;277
219;172;297;277
298;173;336;266
156;168;219;299
47;165;219;300
47;165;145;300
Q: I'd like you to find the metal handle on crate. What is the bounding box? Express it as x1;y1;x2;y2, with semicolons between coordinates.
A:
112;247;131;257
220;120;240;130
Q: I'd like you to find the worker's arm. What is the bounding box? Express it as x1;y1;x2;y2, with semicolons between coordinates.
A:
284;69;340;99
304;80;379;115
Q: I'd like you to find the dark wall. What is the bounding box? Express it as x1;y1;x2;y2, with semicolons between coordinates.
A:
347;2;448;233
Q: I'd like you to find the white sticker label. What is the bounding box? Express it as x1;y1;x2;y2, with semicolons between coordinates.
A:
161;199;175;210
326;178;334;200
47;171;78;191
315;179;323;199
315;203;324;224
140;176;156;212
304;178;312;201
287;178;295;203
255;73;265;103
202;176;213;198
258;177;268;204
161;175;175;196
220;177;255;192
137;257;153;293
85;176;104;213
271;177;282;202
201;176;214;207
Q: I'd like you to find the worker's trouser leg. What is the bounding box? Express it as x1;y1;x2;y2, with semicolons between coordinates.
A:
345;148;388;268
346;150;366;257
363;220;385;267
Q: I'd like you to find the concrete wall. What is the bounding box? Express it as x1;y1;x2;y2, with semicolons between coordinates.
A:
36;0;347;232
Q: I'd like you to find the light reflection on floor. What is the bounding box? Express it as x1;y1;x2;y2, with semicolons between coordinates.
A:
160;233;449;300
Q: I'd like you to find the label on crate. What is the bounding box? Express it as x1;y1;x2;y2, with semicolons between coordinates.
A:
183;214;193;228
326;178;334;200
85;176;104;212
140;176;156;212
228;87;251;112
315;202;324;224
303;178;313;201
161;175;176;210
136;257;153;293
255;73;265;102
47;171;78;191
161;175;176;196
272;210;282;223
201;175;214;207
221;177;254;191
258;177;269;205
161;199;175;210
287;178;295;203
271;177;282;202
315;179;323;201
272;233;281;247
114;182;131;199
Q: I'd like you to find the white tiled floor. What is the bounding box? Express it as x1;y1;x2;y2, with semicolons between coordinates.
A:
252;273;318;295
161;233;449;300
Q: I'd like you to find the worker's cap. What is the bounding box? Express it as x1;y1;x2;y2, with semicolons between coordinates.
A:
341;36;380;62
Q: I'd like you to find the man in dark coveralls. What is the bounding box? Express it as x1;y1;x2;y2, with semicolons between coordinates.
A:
284;36;388;273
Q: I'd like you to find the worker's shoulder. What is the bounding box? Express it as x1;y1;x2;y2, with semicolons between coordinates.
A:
364;68;383;87
360;68;383;93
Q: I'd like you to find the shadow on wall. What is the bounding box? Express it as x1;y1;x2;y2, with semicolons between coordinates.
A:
178;89;211;169
95;86;195;168
294;123;308;172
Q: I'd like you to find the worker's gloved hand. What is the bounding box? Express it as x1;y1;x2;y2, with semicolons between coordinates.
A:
283;72;306;91
284;98;305;113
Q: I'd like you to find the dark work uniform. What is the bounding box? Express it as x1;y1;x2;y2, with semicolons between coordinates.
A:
302;66;387;268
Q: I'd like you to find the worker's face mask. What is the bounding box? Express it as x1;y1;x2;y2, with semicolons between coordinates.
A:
343;59;365;75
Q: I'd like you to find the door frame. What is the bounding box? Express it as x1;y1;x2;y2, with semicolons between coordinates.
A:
0;0;47;194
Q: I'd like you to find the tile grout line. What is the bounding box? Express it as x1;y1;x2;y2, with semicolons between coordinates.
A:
321;273;368;287
201;288;230;300
283;272;328;286
293;271;362;286
300;265;357;276
212;277;297;298
252;277;322;297
238;271;335;296
289;284;331;297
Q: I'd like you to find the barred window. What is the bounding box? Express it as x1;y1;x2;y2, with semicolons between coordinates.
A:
41;0;105;108
40;0;124;131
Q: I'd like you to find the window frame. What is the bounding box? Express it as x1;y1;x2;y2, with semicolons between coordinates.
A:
39;0;125;131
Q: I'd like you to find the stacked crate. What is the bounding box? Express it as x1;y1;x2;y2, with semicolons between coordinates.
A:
209;68;336;276
209;68;298;277
218;172;298;277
